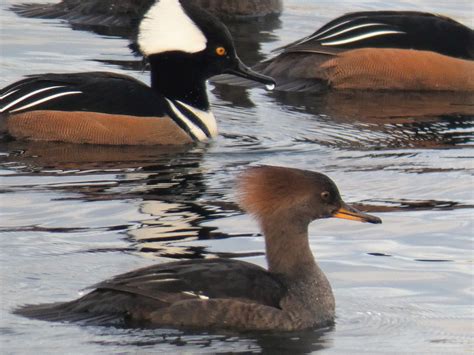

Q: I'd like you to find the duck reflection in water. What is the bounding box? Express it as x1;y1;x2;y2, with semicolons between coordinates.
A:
271;90;474;149
0;140;252;259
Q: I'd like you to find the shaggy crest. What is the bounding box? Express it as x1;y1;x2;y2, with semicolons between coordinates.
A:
237;166;322;218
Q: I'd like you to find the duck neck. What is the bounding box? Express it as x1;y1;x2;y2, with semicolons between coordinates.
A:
148;53;210;111
261;216;335;325
261;217;318;280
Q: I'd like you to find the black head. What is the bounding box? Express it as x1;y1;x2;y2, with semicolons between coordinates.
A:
238;166;382;225
137;0;274;86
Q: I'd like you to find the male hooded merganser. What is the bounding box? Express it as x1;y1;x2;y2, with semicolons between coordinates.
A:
0;0;274;145
247;11;474;91
14;166;381;331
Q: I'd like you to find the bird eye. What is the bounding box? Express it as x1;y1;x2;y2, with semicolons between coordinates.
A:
215;47;227;56
321;191;330;200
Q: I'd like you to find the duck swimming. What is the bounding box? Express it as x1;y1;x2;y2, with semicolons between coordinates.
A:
226;11;474;92
0;0;274;145
14;166;381;331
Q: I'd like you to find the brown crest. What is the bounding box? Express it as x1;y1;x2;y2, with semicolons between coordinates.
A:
236;165;317;218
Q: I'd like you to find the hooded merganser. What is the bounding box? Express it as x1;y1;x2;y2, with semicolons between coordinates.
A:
239;11;474;91
0;0;274;145
12;0;283;26
14;166;381;331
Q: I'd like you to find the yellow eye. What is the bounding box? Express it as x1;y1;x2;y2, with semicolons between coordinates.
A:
215;47;227;56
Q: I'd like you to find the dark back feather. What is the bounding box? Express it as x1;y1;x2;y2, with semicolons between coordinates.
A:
277;11;474;60
14;259;287;326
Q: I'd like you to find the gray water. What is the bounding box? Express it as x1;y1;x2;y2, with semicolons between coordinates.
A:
1;0;473;353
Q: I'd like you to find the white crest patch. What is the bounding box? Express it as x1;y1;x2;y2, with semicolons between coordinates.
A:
138;0;207;56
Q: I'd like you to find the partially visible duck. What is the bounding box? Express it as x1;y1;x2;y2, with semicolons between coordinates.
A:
0;0;274;145
11;0;283;30
14;165;381;331
224;11;474;92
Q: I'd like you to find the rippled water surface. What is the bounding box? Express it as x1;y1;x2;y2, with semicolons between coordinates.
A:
1;0;473;353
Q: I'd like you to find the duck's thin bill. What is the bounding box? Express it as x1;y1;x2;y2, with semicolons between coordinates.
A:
225;57;275;87
333;203;382;224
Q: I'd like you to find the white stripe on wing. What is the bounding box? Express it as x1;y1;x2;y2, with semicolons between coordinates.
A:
311;19;352;40
9;91;82;113
317;23;386;41
0;89;20;100
0;85;67;112
321;30;405;46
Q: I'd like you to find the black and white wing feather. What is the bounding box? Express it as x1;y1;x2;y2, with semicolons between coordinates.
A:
0;78;82;114
0;72;167;116
277;11;474;59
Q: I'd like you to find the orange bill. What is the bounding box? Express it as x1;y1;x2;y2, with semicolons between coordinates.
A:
333;202;382;224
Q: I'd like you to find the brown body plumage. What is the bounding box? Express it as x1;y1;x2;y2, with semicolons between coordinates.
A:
250;11;474;91
261;48;474;91
5;111;193;145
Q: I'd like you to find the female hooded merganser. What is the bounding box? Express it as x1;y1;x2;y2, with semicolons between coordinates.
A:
251;11;474;91
0;0;274;145
14;166;381;331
